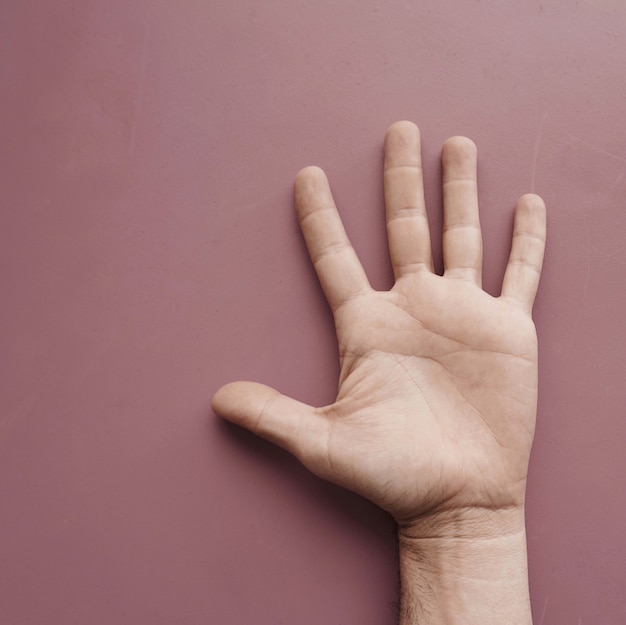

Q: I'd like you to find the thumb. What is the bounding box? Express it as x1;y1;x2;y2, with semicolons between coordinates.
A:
212;381;329;471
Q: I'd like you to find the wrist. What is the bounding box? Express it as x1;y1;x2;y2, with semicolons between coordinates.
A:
397;506;532;625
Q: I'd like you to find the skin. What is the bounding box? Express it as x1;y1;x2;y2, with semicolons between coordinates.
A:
212;121;546;624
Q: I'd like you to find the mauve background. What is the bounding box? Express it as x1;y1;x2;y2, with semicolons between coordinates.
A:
1;1;625;623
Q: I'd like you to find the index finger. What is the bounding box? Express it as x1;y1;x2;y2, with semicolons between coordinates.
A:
294;166;371;312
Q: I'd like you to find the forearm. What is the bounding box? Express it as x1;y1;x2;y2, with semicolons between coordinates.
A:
398;507;532;625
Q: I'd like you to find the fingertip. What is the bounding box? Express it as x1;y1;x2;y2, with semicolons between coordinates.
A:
517;193;546;216
294;166;330;212
442;136;477;164
514;194;547;242
385;120;420;139
294;165;327;188
293;168;338;230
211;381;240;417
384;121;422;171
211;381;273;421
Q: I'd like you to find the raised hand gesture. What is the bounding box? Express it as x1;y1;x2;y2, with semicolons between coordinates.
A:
212;121;546;624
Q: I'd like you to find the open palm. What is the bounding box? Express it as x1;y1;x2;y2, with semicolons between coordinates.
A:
212;122;546;528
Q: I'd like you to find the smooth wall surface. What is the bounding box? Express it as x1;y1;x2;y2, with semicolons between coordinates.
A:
2;1;625;623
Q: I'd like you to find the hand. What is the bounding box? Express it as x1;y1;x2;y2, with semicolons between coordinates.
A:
212;121;546;534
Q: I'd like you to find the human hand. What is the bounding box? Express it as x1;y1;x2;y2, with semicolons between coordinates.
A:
212;121;546;536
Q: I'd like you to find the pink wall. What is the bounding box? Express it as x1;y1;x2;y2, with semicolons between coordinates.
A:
2;1;625;623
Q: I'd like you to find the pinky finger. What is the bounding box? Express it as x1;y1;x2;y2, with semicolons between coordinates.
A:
501;194;547;313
